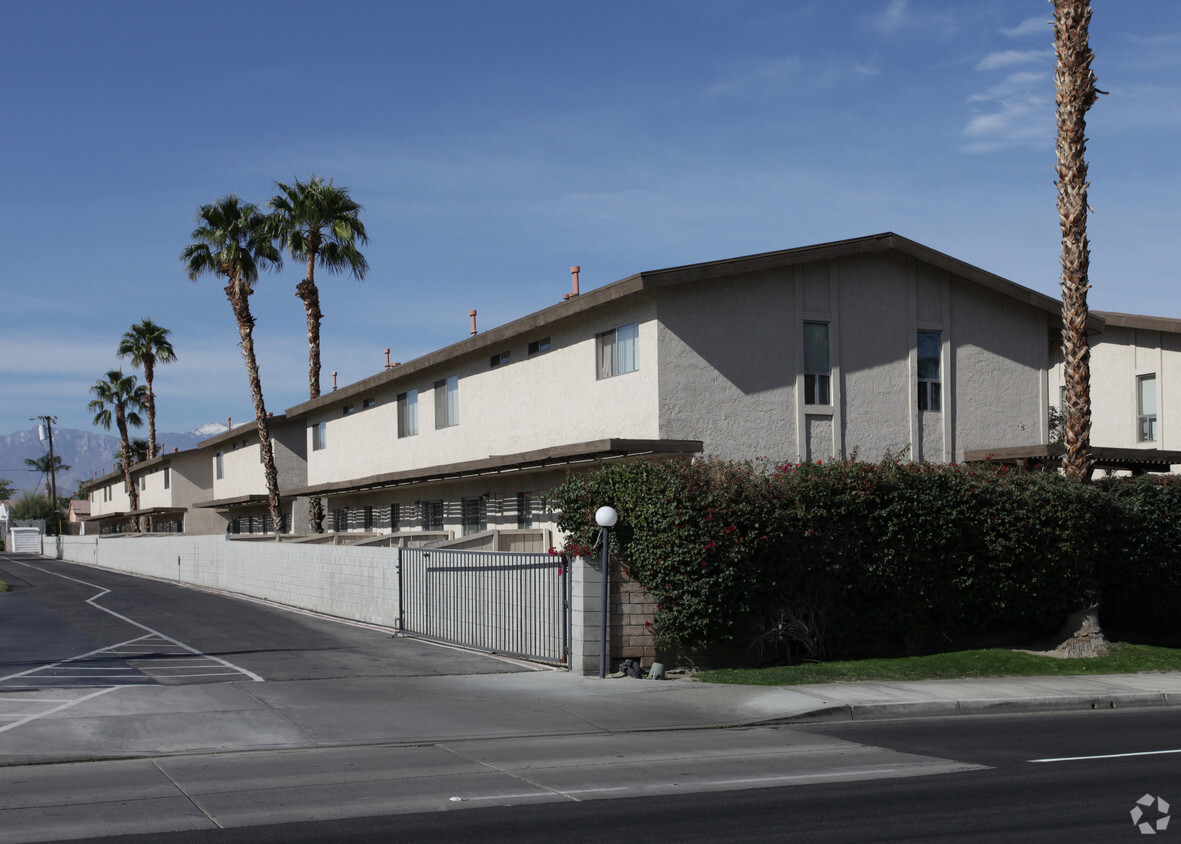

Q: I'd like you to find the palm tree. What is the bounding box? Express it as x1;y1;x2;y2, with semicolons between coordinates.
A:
117;318;177;459
89;369;147;531
181;195;285;533
1054;0;1101;483
1053;0;1106;658
24;454;71;500
268;175;368;533
116;438;150;469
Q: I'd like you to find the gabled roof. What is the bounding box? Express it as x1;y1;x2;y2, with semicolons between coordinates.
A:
1093;311;1181;334
286;232;1073;419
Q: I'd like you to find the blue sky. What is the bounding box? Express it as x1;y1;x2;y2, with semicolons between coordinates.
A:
2;0;1179;436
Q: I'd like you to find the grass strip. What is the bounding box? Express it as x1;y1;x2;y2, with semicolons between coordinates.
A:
701;643;1181;686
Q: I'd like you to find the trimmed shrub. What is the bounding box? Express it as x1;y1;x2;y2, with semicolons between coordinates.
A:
550;457;1145;659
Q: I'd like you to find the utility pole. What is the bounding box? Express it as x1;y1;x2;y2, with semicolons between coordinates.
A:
34;415;60;536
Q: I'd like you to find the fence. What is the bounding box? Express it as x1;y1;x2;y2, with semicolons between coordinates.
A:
398;548;569;666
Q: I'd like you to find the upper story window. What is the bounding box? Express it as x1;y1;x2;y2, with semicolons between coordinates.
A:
214;452;224;480
917;331;942;412
397;390;419;437
1138;373;1158;443
490;350;511;368
312;421;327;451
342;404;355;416
362;397;376;409
435;376;458;428
138;475;146;491
803;322;830;405
596;322;638;379
528;337;551;356
163;467;170;490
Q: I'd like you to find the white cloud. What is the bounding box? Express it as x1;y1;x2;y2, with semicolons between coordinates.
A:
976;50;1046;71
703;56;804;100
962;95;1052;153
1001;17;1050;38
967;71;1046;103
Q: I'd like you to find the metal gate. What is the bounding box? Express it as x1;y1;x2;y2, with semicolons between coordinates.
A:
397;547;569;666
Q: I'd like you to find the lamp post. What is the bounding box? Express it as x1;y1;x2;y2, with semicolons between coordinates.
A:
594;505;618;679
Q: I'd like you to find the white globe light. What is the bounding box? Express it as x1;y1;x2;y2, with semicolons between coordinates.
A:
594;506;618;528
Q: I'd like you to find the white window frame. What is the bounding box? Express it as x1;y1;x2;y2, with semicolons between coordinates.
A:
803;322;831;406
596;322;639;379
312;421;327;451
397;390;418;438
434;377;458;429
1138;373;1158;443
917;331;942;412
214;452;224;480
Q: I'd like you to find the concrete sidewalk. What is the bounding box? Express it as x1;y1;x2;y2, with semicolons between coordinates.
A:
3;663;1181;766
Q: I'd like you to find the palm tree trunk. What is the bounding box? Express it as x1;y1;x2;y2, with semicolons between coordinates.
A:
226;282;285;534
1054;0;1100;484
116;412;140;532
144;360;157;459
297;249;326;533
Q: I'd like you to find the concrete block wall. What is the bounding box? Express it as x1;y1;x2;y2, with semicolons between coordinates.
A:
611;561;658;667
59;535;400;628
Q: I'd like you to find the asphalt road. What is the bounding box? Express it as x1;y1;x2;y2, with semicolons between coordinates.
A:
0;552;526;684
52;709;1181;843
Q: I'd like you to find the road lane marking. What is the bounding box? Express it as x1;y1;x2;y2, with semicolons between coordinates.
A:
448;766;936;803
0;687;121;735
1030;749;1181;763
2;558;264;683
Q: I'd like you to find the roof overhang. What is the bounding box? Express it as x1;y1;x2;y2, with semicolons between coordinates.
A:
964;444;1181;473
286;438;704;498
192;494;275;510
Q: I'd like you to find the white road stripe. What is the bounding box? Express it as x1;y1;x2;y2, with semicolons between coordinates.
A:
0;687;121;735
1030;749;1181;763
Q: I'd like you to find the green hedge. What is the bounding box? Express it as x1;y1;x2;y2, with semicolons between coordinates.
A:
550;458;1178;658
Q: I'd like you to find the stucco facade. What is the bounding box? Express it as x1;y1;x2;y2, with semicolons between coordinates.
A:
84;232;1170;540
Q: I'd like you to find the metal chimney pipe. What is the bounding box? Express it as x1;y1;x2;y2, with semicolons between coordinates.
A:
564;266;581;300
385;348;391;370
470;310;478;336
227;417;231;431
332;371;338;391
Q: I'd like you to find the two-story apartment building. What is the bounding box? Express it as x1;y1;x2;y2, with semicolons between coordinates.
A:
87;232;1175;540
275;232;1063;544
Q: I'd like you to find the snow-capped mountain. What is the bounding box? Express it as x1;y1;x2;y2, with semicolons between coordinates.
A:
0;424;228;498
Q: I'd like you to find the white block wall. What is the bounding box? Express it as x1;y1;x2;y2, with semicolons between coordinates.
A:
60;535;399;627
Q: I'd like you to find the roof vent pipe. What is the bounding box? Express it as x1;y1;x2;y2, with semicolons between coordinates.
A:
227;417;231;431
332;371;338;391
564;266;581;300
385;348;391;370
470;310;478;336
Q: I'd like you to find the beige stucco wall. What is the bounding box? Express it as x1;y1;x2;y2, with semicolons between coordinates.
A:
305;299;661;487
88;476;131;517
655;252;1050;465
1061;324;1181;455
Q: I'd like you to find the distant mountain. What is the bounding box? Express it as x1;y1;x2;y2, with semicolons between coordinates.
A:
0;425;226;498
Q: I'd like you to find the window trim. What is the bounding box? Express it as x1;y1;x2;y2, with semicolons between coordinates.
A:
397;390;419;438
803;321;831;406
596;322;639;379
312;420;327;451
1138;373;1158;443
917;330;942;413
434;376;458;429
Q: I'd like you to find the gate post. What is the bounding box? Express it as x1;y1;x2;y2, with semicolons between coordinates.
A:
570;554;606;675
